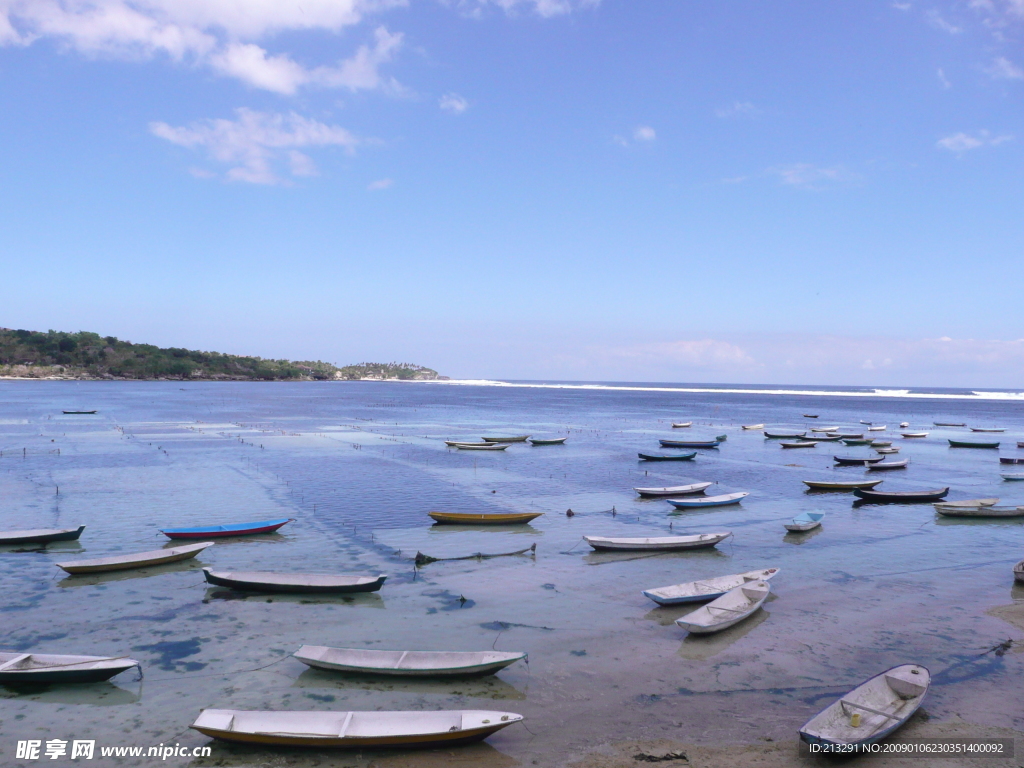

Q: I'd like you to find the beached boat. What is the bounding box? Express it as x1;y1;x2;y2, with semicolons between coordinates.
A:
868;426;886;431
62;410;97;415
934;422;966;427
1002;473;1024;481
931;498;997;508
899;422;909;427
190;708;524;748
785;512;825;532
802;480;883;490
528;437;567;445
763;430;805;438
481;435;530;442
1018;442;1024;449
444;441;493;447
842;439;872;446
56;541;214;574
659;439;719;449
0;525;85;545
860;420;872;425
948;439;1000;448
0;652;140;684
834;455;885;466
642;568;780;606
674;580;771;634
584;532;731;552
900;432;928;438
870;441;892;447
866;459;909;471
799;665;929;750
428;511;543;525
970;427;1005;433
1001;457;1024;465
671;422;692;428
810;427;840;432
809;434;842;441
638;452;697;461
803;414;819;418
665;492;748;508
934;505;1024;518
875;447;900;454
780;441;817;448
203;569;387;594
293;646;526;677
833;433;864;439
741;424;765;430
160;518;293;540
634;482;713;497
1015;561;1024;583
853;487;948;502
457;443;509;451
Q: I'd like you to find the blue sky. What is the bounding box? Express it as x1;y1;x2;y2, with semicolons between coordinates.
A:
1;0;1022;386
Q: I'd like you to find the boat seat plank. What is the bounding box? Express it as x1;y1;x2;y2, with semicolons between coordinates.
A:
338;712;354;737
0;654;31;671
839;700;901;721
203;712;235;732
395;651;410;669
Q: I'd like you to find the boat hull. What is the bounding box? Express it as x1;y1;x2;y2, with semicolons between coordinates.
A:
481;436;530;442
585;533;731;551
57;542;214;574
658;440;719;448
528;438;566;445
203;570;387;594
0;525;85;545
161;519;292;539
0;653;139;685
638;453;696;461
642;568;780;606
803;481;882;490
634;482;713;497
428;512;543;525
948;440;999;448
294;647;526;677
665;493;748;508
854;488;949;503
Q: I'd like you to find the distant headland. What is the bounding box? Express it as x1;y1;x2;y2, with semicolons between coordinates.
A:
0;328;444;382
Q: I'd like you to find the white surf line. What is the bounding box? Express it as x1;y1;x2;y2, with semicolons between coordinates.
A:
408;379;1024;403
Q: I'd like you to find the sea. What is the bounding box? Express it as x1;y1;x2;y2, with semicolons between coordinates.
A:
2;379;1024;766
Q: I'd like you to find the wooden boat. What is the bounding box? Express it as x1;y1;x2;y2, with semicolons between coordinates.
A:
634;482;713;497
785;512;824;532
803;480;883;490
900;432;928;438
948;439;999;448
203;569;387;594
62;410;97;414
293;646;526;677
934;505;1024;518
763;430;804;438
56;541;214;574
931;498;997;508
803;414;819;418
445;441;493;447
659;439;719;449
0;525;85;545
1014;561;1024;584
584;532;731;551
866;459;909;471
834;433;864;439
780;441;817;448
899;422;909;428
810;427;840;432
671;422;692;428
190;708;524;748
428;511;543;525
809;434;842;441
868;425;886;431
1001;457;1024;465
674;580;770;634
665;492;748;508
853;487;949;502
934;422;966;427
480;435;530;442
528;437;567;445
0;652;139;684
161;518;292;539
970;427;1005;433
1018;442;1024;449
799;665;929;750
638;452;696;461
834;455;885;466
457;443;508;451
860;420;872;425
870;440;892;447
875;447;900;454
842;439;872;446
642;568;779;606
741;424;764;430
1002;473;1024;481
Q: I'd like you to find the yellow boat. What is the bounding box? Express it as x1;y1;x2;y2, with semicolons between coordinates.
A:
427;511;543;525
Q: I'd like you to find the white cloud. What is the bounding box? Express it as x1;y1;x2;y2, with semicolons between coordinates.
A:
770;163;857;189
633;125;656;141
986;56;1024;79
936;130;1013;152
926;9;963;33
0;1;405;94
892;2;912;10
150;108;359;184
937;68;951;88
439;92;468;113
367;177;393;190
602;340;757;370
457;0;600;18
715;101;760;118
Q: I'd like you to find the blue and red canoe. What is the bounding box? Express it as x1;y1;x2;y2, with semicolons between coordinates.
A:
160;518;294;540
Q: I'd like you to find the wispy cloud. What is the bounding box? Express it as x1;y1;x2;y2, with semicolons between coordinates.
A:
936;130;1012;152
937;67;952;88
769;163;858;189
439;92;469;113
600;339;758;370
633;125;656;141
367;177;393;190
892;2;912;10
715;101;761;118
454;0;600;18
926;9;963;33
986;56;1024;79
150;108;360;184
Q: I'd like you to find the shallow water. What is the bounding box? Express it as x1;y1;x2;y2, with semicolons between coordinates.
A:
1;380;1024;766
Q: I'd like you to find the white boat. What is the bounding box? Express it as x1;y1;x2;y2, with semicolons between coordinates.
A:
899;422;909;428
444;441;492;447
799;665;929;749
866;459;909;470
674;580;771;634
867;426;886;431
456;443;508;451
971;427;1006;433
0;652;140;684
643;568;779;605
931;498;998;509
741;424;765;430
584;532;732;551
870;440;892;447
1014;561;1024;583
781;440;817;448
785;512;825;532
634;482;713;498
294;646;525;677
665;492;748;508
671;422;692;428
900;432;928;438
190;708;524;748
934;505;1024;518
56;541;214;574
1001;473;1024;481
810;427;840;432
875;447;899;454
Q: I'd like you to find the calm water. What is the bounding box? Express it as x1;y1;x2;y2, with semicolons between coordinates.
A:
2;380;1024;766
